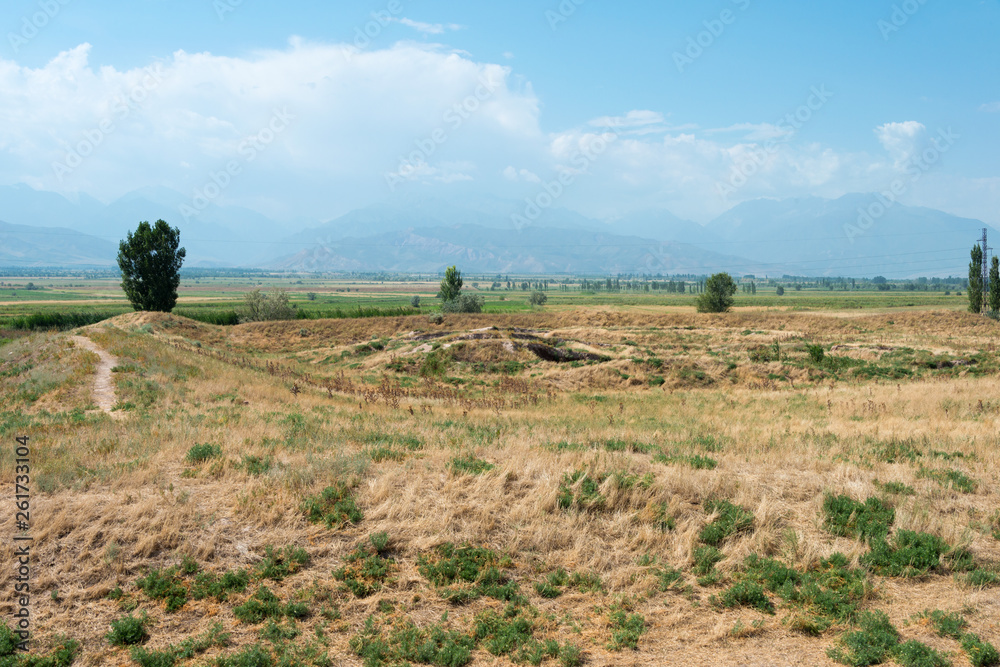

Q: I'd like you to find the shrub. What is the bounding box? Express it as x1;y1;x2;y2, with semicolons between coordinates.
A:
449;455;495;476
962;634;1000;667
919;468;977;493
807;344;826;363
557;471;606;512
349;616;474;667
718;581;774;614
301;483;363;529
418;543;521;604
214;645;275;667
334;537;396;598
823;494;895;542
185;443;222;464
232;587;299;624
607;606;646;651
441;294;485;314
136;567;188;611
255;545;310;581
827;610;900;666
895;640;950;667
916;609;968;639
529;291;548;306
237;288;295;323
107;613;151;646
699;499;754;547
861;531;948;577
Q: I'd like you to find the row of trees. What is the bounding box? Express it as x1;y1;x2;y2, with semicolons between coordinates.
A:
968;245;1000;315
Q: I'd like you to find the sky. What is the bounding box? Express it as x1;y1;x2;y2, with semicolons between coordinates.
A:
0;0;997;226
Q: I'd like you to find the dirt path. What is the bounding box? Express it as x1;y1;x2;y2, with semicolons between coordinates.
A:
71;335;122;418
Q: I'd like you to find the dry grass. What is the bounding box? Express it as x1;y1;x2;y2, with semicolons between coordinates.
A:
0;308;997;665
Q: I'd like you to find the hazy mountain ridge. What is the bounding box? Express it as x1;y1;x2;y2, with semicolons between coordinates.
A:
0;184;994;277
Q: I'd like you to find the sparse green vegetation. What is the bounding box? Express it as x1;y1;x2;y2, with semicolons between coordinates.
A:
301;483;363;529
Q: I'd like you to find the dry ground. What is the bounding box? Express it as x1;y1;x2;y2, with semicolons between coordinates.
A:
0;308;998;666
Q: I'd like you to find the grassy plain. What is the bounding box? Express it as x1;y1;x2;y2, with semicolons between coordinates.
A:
0;280;997;666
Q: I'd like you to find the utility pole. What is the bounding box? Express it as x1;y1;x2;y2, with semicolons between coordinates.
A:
981;228;991;311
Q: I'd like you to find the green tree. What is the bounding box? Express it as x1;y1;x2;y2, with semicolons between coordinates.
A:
440;266;463;303
696;273;738;313
529;290;548;306
990;256;1000;314
775;285;785;296
117;220;186;312
969;244;984;314
237;288;295;323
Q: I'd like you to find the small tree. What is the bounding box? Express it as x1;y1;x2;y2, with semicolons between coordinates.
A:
440;266;463;303
117;220;186;312
238;288;296;323
990;256;1000;315
969;245;984;314
529;291;548;306
776;286;785;296
441;294;484;314
696;273;737;313
411;295;421;309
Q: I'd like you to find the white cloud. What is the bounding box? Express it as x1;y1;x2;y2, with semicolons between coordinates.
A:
706;122;795;142
396;18;464;35
502;166;541;183
979;102;1000;113
874;121;927;167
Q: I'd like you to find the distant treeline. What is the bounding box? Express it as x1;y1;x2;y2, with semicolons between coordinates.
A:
2;305;419;331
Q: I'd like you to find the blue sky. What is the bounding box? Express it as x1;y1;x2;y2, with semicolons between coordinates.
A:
1;0;997;225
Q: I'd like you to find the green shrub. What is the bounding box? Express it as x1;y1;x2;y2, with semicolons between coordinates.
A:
233;587;298;624
960;569;1000;588
136;567;188;611
962;633;1000;667
607;606;646;651
556;471;606;511
301;483;363;529
334;538;396;598
185;443;222;464
255;545;310;581
876;481;916;496
719;581;774;614
349;615;474;667
895;640;950;667
214;644;274;667
919;468;977;494
699;499;754;547
418;543;521;604
823;494;895;542
107;613;151;646
916;609;967;639
560;643;584;667
449;456;495;476
861;531;948;577
827;610;900;666
0;625;19;656
807;344;826;363
239;455;272;476
191;569;250;601
474;607;556;662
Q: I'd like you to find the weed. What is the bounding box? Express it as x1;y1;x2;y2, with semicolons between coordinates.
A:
876;481;916;496
959;569;1000;588
239;455;272;476
655;451;718;469
693;545;724;585
449;455;495;476
823;494;895;542
261;619;300;643
601;439;656;454
919;468;977;494
130;622;230;667
534;569;568;599
136;567;188;612
828;610;900;666
915;609;967;639
700;499;754;547
233;587;304;624
559;644;584;667
106;613;151;646
718;581;775;614
191;569;250;602
894;640;950;667
556;471;606;511
607;602;646;651
862;531;949;577
350;615;474;667
962;634;1000;667
418;543;521;604
301;483;363;529
213;645;274;667
185;443;222;464
256;545;310;581
335;536;396;598
654;565;690;594
474;607;558;663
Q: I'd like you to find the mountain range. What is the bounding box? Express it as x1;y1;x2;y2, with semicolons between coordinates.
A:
0;184;994;278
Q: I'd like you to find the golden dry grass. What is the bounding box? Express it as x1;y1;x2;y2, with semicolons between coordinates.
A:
0;308;997;666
